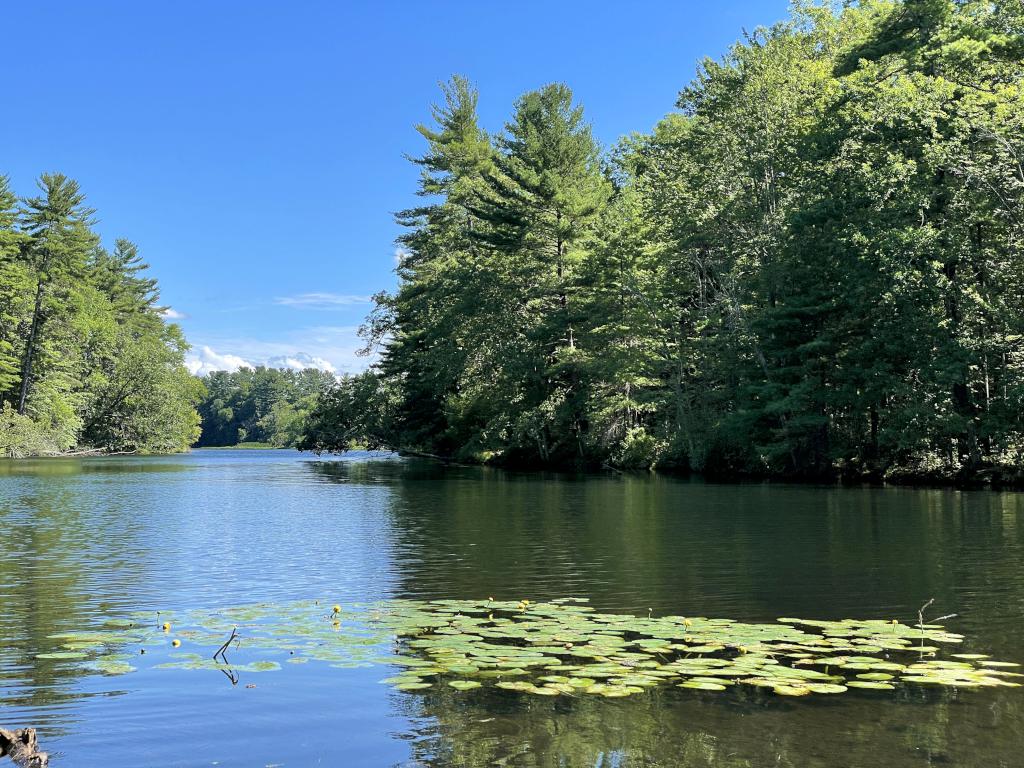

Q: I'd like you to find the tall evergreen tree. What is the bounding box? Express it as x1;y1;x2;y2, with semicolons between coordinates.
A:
466;83;611;463
0;172;203;456
17;173;97;414
303;1;1024;483
0;176;28;396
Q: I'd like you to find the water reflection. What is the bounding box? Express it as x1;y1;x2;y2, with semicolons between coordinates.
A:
314;458;1024;766
0;452;1022;766
397;685;1021;768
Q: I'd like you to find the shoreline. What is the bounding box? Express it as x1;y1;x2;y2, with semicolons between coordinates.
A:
388;448;1024;492
7;444;1023;491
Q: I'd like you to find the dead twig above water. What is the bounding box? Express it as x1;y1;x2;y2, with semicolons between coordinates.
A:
213;627;239;662
917;599;958;652
213;628;240;685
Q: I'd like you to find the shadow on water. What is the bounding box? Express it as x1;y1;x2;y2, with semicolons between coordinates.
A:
395;682;1021;768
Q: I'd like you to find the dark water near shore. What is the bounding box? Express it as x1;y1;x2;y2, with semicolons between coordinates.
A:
1;449;1023;767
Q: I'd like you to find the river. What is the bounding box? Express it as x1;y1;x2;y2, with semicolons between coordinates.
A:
1;449;1022;767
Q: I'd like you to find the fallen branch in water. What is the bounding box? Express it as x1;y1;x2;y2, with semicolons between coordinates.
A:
213;628;240;686
917;598;958;651
213;627;238;663
0;728;48;767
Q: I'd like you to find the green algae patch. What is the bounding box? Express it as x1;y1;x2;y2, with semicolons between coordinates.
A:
47;598;1020;700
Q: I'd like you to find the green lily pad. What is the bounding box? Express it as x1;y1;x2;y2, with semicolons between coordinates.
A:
773;685;811;696
846;680;895;690
87;658;136;675
36;651;88;660
495;681;534;692
394;682;432;691
39;596;1017;702
679;680;727;691
805;684;847;694
448;680;482;691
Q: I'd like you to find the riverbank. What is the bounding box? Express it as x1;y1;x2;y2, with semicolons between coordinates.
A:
7;440;1022;491
193;442;279;450
389;446;1024;491
0;446;142;460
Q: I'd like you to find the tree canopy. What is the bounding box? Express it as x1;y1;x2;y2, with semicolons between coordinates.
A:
304;0;1024;484
196;366;337;448
0;173;202;456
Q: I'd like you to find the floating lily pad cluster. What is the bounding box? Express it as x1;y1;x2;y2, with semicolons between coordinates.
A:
35;598;1021;699
369;599;1021;698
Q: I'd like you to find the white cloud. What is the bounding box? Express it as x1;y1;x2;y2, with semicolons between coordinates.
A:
275;292;371;309
185;346;255;376
266;352;336;374
394;248;409;267
161;308;187;320
185;327;371;378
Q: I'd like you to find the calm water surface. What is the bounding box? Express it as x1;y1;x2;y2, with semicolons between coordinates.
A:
1;450;1023;767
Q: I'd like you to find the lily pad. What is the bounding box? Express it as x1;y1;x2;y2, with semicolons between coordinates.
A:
36;651;88;660
394;682;432;691
448;680;482;691
42;596;1018;701
679;680;727;691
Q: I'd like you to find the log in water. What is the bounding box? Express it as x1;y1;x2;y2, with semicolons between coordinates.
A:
0;728;48;768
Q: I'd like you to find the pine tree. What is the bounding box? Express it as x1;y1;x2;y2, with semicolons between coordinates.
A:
91;239;162;329
0;176;29;397
467;83;611;462
369;76;496;453
17;173;97;414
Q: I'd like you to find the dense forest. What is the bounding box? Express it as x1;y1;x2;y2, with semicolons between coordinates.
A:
302;0;1024;483
196;367;336;447
0;173;202;457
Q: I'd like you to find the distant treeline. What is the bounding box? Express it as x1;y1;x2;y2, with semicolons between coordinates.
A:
0;173;202;457
195;367;336;448
301;1;1024;483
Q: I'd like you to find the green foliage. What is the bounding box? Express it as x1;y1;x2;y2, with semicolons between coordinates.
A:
0;173;200;455
196;366;336;448
297;371;397;454
83;326;203;452
0;401;76;457
303;2;1024;482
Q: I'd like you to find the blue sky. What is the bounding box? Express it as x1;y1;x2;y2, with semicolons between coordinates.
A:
3;0;790;375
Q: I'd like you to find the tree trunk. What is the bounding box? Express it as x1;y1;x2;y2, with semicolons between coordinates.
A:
17;276;46;415
555;212;571;349
869;406;879;465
